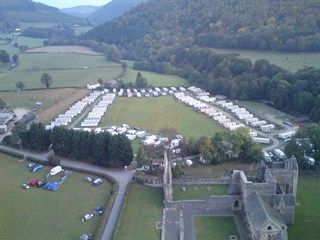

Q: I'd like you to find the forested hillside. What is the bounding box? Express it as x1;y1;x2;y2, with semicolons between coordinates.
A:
88;0;146;24
0;0;89;31
85;0;320;52
83;0;320;122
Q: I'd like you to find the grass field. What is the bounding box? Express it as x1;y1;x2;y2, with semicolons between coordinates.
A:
287;173;320;240
122;68;188;87
1;53;122;90
182;161;254;178
100;96;225;139
16;36;46;48
238;101;294;121
212;48;320;72
173;184;228;200
0;153;112;240
0;88;86;110
74;27;94;36
18;22;57;30
195;216;240;240
113;183;163;240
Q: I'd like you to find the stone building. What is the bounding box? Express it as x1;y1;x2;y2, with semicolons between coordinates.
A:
161;155;298;240
227;156;298;240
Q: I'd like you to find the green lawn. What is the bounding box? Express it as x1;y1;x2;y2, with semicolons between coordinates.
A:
288;173;320;240
212;48;320;72
238;101;294;121
195;216;240;240
122;68;188;87
173;184;228;200
74;26;94;36
100;96;225;139
0;153;112;240
0;88;86;110
17;36;46;48
182;161;254;178
1;53;122;90
114;183;163;240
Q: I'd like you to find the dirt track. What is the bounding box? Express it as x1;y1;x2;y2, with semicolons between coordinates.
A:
36;89;89;122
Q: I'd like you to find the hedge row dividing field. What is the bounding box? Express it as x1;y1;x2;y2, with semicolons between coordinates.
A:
0;153;112;240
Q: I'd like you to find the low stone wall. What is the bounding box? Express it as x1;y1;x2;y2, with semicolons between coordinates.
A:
173;177;231;185
165;195;242;211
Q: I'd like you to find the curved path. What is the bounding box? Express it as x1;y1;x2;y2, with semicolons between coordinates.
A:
0;145;135;240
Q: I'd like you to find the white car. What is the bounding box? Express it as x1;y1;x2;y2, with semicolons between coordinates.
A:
82;213;94;222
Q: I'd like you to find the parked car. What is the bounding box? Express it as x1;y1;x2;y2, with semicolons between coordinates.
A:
82;213;94;222
91;178;103;186
22;183;30;190
37;181;46;188
84;177;92;182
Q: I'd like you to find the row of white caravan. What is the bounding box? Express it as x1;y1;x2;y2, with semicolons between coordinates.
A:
216;101;275;132
143;134;183;150
81;94;116;127
174;92;247;132
114;86;187;98
46;91;104;130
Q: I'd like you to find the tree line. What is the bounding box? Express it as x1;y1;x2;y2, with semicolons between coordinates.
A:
285;124;320;170
3;123;133;168
136;127;262;167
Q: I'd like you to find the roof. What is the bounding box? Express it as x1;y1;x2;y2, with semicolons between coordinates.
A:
246;191;286;231
260;194;296;207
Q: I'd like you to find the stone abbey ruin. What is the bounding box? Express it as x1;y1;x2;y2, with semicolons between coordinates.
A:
161;152;298;240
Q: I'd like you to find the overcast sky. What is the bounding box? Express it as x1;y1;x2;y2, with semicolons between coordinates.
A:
34;0;112;9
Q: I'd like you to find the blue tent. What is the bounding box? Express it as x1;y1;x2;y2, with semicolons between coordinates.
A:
43;181;59;191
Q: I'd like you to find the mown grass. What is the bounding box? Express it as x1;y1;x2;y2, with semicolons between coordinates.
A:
74;27;94;36
182;161;253;178
113;183;163;240
0;153;112;240
212;48;320;72
195;216;240;240
173;184;229;200
0;88;85;110
288;173;320;240
122;68;188;87
100;96;225;139
17;36;46;48
238;101;294;121
1;53;122;90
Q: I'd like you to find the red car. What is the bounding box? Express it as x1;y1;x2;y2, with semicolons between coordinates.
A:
27;178;39;186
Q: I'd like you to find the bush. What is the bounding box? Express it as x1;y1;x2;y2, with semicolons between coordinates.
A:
47;154;61;166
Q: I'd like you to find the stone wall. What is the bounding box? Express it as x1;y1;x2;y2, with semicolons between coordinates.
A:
165;195;242;211
173;177;231;185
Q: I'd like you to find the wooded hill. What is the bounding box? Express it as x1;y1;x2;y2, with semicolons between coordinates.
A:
0;0;89;31
88;0;146;24
85;0;320;52
82;0;320;122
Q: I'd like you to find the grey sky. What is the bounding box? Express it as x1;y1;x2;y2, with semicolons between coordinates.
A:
34;0;112;9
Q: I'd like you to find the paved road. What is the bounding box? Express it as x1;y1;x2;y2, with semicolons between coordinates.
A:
0;145;135;240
